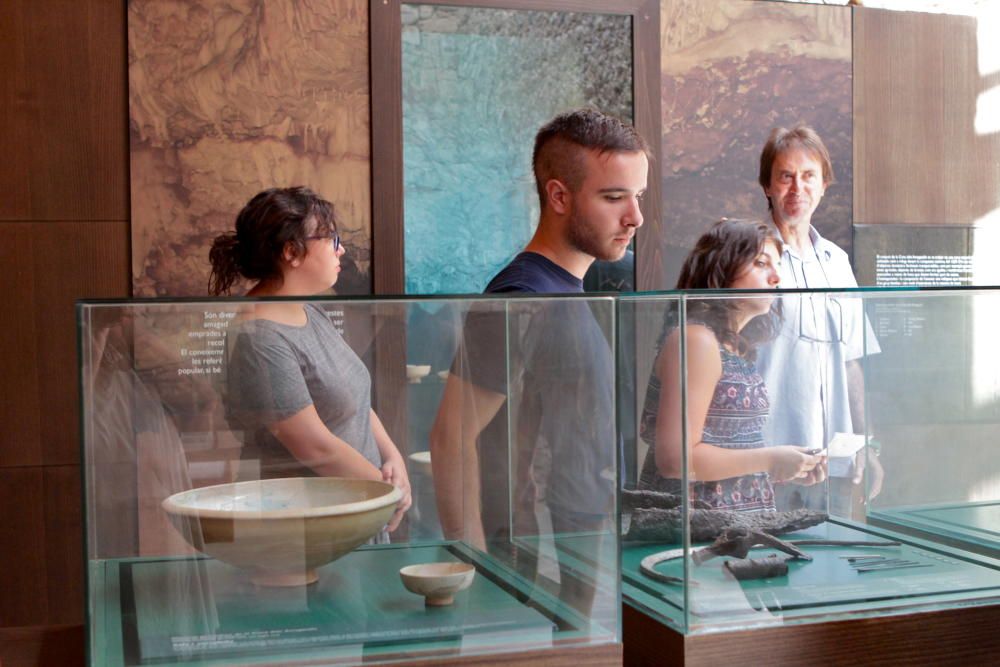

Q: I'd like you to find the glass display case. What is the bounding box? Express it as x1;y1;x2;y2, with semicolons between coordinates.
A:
78;295;620;666
616;287;1000;646
79;288;1000;665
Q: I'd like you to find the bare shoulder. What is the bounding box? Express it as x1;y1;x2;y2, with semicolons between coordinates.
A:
655;324;722;377
684;323;720;348
683;324;723;377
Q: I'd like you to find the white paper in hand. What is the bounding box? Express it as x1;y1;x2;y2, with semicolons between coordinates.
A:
826;432;867;458
825;432;868;477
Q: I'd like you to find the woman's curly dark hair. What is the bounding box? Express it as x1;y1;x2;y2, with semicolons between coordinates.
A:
661;218;783;360
208;186;337;295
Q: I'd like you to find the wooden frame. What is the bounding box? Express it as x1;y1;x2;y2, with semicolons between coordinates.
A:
370;0;663;295
624;601;1000;666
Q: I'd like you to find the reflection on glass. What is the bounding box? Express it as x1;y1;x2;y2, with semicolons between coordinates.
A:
865;290;1000;558
401;4;632;294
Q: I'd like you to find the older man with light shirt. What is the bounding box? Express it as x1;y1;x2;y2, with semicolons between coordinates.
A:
754;125;883;515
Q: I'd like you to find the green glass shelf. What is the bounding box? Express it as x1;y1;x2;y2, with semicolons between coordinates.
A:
869;500;1000;558
597;521;998;634
89;541;601;666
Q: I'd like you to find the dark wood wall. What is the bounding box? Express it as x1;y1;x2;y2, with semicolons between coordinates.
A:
0;1;130;665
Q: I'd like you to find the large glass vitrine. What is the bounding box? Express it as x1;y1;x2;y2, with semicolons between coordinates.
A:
79;288;1000;665
79;295;620;666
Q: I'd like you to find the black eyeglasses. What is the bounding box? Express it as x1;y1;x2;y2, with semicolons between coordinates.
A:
305;231;341;252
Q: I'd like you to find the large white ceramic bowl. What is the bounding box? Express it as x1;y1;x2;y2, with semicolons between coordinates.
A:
162;477;401;587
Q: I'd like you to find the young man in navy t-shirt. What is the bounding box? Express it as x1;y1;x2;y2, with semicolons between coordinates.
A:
430;108;649;610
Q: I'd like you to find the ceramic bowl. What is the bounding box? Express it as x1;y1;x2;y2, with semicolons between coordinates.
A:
436;370;449;381
399;562;476;606
408;450;432;476
162;477;401;587
406;364;432;383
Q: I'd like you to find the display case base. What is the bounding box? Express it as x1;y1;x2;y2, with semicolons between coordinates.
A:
623;602;1000;666
383;642;621;666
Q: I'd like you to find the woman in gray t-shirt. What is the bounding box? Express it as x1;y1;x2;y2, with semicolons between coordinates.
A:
209;187;411;531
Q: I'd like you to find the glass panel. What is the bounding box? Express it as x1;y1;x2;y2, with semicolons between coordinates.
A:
80;294;619;665
617;293;688;631
505;297;619;625
619;288;1000;635
865;290;1000;558
401;4;633;294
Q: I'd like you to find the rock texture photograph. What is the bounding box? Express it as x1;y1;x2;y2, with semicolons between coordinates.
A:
659;0;852;287
129;0;372;297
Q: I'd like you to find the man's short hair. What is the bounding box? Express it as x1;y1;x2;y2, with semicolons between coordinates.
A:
533;108;650;209
758;125;835;208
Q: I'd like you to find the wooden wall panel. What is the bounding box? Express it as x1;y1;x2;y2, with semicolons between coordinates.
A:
625;600;1000;666
0;469;48;627
0;0;131;650
0;2;31;219
42;466;84;626
31;221;131;466
0;222;129;631
0;0;128;221
370;0;404;295
855;8;1000;225
0;225;41;466
633;0;663;292
0;625;85;667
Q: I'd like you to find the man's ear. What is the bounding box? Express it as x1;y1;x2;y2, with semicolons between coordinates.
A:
545;179;572;215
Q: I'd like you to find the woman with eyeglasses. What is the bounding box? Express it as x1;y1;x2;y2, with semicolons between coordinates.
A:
208;186;411;532
637;219;824;511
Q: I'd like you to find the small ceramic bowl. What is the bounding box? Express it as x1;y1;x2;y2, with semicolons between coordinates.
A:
436;370;449;381
400;562;475;606
406;364;431;383
408;450;432;476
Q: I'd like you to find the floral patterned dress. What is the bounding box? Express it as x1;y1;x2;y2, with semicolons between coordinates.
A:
638;343;775;512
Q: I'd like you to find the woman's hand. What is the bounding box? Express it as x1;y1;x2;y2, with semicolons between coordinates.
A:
368;410;412;532
381;455;412;532
792;454;828;486
767;446;824;483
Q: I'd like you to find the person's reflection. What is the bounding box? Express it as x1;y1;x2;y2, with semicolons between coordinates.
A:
637;220;824;507
86;308;220;642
